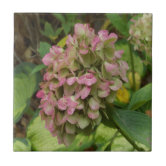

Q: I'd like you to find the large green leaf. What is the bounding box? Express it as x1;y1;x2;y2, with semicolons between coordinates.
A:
27;112;94;151
38;42;51;58
94;123;117;144
106;14;129;37
27;113;65;151
129;83;152;110
94;123;118;151
109;108;151;149
13;138;31;151
111;133;134;151
115;42;144;77
14;63;41;123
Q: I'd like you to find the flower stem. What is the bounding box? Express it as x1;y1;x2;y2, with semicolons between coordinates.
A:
129;44;136;91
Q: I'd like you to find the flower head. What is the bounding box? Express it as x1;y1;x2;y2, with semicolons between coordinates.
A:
37;23;129;146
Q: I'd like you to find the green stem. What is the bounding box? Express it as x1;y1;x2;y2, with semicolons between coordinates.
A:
105;130;119;151
109;112;145;151
129;44;136;91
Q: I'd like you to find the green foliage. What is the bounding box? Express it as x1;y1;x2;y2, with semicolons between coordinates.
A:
31;64;46;75
106;14;129;37
27;112;94;151
115;41;144;77
111;133;134;151
109;108;151;150
38;42;51;58
129;83;152;110
13;138;31;151
53;14;78;35
14;14;152;151
14;63;41;123
57;36;68;48
94;123;118;151
41;22;62;39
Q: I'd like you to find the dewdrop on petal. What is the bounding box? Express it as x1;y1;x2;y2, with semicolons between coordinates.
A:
36;23;129;146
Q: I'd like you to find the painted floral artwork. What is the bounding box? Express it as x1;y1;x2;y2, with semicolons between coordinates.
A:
14;13;152;151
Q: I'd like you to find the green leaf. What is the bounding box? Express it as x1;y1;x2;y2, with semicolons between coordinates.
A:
13;138;31;151
129;83;152;110
95;123;117;144
38;42;51;58
27;112;94;151
111;133;134;151
61;133;94;151
109;108;152;149
57;36;68;48
53;13;65;24
54;27;63;36
94;123;118;151
106;14;129;37
41;22;54;37
14;63;41;123
115;42;144;77
63;23;72;35
31;64;46;75
27;113;65;151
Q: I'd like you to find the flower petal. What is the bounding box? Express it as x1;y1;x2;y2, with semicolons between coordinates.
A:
87;109;100;119
42;53;53;66
57;97;68;110
89;97;100;110
80;86;91;99
36;90;45;98
110;78;122;91
66;77;77;86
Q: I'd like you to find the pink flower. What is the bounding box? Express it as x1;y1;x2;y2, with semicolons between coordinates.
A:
66;96;78;115
42;53;53;66
43;72;54;81
114;50;124;59
75;86;91;100
41;102;55;116
74;24;95;40
50;46;63;55
66;77;77;86
47;92;57;106
45;118;54;132
36;90;45;98
98;30;118;43
98;30;109;41
92;36;100;51
87;109;100;119
77;73;97;86
89;97;100;110
98;89;110;98
57;97;68;110
57;96;78;115
37;23;129;146
110;78;123;91
79;49;89;55
104;62;119;76
58;77;66;86
118;60;129;82
74;23;86;36
80;86;91;99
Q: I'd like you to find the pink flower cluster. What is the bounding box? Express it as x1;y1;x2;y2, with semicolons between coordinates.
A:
129;14;152;56
36;23;129;146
